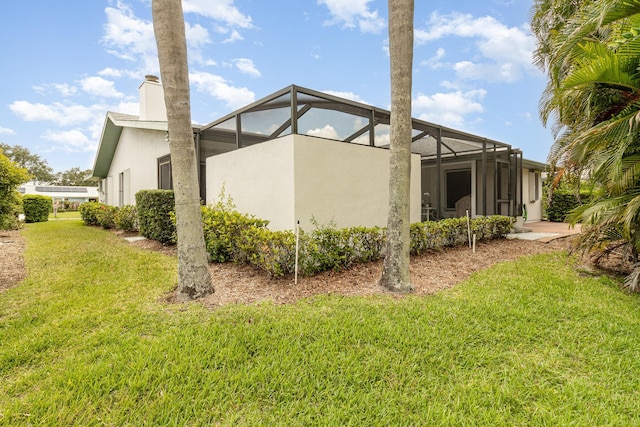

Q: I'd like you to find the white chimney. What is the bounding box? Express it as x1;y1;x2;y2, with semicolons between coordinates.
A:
138;75;167;121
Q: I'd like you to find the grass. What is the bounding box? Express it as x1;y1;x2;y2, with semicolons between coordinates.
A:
48;211;81;219
1;221;640;425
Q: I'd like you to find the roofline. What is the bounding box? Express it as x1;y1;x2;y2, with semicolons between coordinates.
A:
522;158;548;171
91;112;198;180
199;84;514;150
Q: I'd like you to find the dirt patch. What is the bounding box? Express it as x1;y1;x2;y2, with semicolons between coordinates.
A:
0;229;26;293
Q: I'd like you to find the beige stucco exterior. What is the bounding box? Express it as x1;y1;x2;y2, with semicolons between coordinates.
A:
206;134;422;231
99;127;169;206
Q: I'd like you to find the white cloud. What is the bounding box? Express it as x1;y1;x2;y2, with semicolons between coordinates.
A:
41;129;96;153
307;124;339;139
421;48;446;69
102;2;158;71
98;67;123;78
321;90;368;104
412;89;487;128
79;76;124;98
223;29;243;43
32;83;78;97
415;12;537;83
9;101;98;126
190;71;255;110
54;83;78;97
0;126;15;135
233;58;261;77
183;0;253;29
318;0;385;33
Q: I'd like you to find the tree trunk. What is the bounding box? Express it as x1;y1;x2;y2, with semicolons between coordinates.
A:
152;0;213;300
379;0;414;293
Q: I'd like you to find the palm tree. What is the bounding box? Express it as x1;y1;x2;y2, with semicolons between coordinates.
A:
532;0;640;288
152;0;213;299
379;0;414;293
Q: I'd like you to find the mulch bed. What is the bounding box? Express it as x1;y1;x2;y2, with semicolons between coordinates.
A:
0;229;26;293
127;235;574;307
1;227;607;306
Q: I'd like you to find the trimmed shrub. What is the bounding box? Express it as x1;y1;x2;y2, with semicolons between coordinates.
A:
243;227;297;277
547;191;592;222
96;205;118;229
201;204;269;263
79;202;104;226
114;205;138;232
410;215;514;255
136;190;175;244
22;195;52;223
299;224;385;275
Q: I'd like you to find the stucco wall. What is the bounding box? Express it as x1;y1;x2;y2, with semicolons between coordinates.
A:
206;137;296;231
206;134;421;231
103;127;169;206
293;135;421;230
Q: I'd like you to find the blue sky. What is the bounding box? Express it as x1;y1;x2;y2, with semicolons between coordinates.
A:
0;0;550;172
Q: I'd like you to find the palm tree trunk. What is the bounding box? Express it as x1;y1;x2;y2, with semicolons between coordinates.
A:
152;0;213;300
379;0;414;293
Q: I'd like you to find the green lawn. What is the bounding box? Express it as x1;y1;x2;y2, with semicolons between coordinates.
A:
48;210;81;219
1;221;640;426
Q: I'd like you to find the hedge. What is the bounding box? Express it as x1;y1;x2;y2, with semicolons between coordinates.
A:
135;190;176;244
78;197;515;278
200;207;514;277
547;191;592;222
22;194;52;223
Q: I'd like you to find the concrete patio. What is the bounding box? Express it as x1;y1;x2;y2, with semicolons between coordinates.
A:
508;221;582;242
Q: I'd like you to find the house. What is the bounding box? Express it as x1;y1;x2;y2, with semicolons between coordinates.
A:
18;183;99;207
91;77;546;231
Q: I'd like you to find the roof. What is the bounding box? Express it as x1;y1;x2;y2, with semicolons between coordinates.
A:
91;112;170;179
92;84;536;180
522;158;548;171
18;184;99;199
199;84;520;160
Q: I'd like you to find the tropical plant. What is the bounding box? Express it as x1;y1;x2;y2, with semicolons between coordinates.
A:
531;0;640;289
152;0;213;299
380;0;414;293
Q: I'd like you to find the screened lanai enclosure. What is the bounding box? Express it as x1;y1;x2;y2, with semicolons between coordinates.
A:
194;85;524;222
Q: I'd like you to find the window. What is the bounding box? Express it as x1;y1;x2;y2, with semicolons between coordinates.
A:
528;171;540;202
446;169;471;209
158;155;172;190
119;169;131;206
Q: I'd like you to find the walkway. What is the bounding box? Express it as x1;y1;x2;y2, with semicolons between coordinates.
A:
508;221;582;242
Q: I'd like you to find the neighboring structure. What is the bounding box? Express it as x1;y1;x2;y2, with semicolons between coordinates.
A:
18;184;99;206
91;78;546;230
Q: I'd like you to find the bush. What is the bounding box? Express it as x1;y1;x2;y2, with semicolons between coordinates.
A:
411;216;514;255
22;195;52;223
201;204;269;263
79;202;104;226
299;223;385;275
243;227;297;277
0;155;29;230
547;191;592;222
114;205;138;232
135;190;175;244
96;205;118;229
